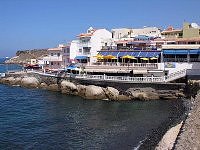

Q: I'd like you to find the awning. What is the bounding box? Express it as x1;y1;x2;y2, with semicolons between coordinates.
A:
65;66;77;70
137;51;160;58
75;56;88;59
189;50;200;54
98;51;161;58
111;51;120;56
163;49;189;55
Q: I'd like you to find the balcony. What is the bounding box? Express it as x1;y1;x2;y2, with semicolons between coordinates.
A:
87;62;158;69
101;46;117;50
46;56;63;62
80;42;91;48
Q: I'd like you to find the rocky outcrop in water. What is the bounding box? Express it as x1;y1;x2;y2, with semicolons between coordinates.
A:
0;73;186;101
127;87;160;100
84;85;107;100
61;80;77;94
21;77;39;88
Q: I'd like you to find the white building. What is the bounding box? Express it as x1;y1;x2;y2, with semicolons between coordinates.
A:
70;27;112;63
111;27;161;40
46;44;70;69
131;27;161;38
111;28;132;40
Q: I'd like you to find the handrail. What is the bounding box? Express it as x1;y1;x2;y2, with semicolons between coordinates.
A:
165;69;187;82
75;74;164;83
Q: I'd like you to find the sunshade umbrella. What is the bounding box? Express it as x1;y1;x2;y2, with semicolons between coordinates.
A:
140;57;149;61
122;55;136;59
150;57;158;60
103;55;115;59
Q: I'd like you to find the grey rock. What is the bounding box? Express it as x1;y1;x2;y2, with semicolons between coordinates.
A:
84;85;106;100
21;77;39;88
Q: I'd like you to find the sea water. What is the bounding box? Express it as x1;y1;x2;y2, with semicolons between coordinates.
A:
0;63;184;149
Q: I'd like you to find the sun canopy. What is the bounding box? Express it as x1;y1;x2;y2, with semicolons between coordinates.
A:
122;55;136;59
162;49;200;55
65;66;77;70
75;56;88;60
140;57;149;60
103;55;116;59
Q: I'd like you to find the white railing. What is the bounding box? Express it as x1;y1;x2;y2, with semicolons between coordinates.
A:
165;69;187;82
88;63;158;69
75;74;164;83
27;69;187;83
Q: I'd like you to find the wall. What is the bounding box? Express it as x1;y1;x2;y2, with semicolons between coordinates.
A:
111;28;131;39
70;40;79;60
90;29;112;63
71;77;185;91
131;27;161;38
183;22;200;38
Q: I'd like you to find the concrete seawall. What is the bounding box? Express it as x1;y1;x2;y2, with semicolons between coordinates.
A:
173;90;200;149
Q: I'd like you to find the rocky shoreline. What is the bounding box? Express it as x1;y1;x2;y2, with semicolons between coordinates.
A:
0;72;185;101
1;71;200;149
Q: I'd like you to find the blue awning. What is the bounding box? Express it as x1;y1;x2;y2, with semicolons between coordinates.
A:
111;52;120;56
118;52;127;57
98;51;107;55
65;66;77;70
163;49;200;55
137;51;161;58
75;56;88;59
98;51;161;58
189;50;200;54
131;51;140;57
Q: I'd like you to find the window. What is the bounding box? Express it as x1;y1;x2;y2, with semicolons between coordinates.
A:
51;62;53;65
79;49;82;53
51;53;53;56
57;53;60;57
67;48;70;53
112;32;114;38
58;63;60;65
83;47;91;54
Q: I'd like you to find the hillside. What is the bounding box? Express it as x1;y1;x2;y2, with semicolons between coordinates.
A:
5;49;48;64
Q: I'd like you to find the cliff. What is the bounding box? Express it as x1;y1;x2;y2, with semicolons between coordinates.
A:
5;49;48;64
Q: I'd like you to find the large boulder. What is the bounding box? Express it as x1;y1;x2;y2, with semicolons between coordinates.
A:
84;85;106;100
77;84;87;97
14;77;22;85
118;95;132;101
104;87;119;100
1;77;16;85
61;80;77;95
127;87;159;100
47;84;60;91
21;77;39;88
40;82;48;89
158;90;179;100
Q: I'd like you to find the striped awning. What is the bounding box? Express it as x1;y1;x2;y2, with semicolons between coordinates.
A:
98;51;161;58
74;56;88;59
163;49;200;55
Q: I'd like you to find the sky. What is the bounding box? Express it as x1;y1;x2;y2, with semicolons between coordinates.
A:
0;0;200;57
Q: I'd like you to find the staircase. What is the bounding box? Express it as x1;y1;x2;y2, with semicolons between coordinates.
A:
165;69;187;82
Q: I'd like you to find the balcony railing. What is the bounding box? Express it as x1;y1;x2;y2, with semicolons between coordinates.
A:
46;56;63;61
88;62;158;69
75;74;164;83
